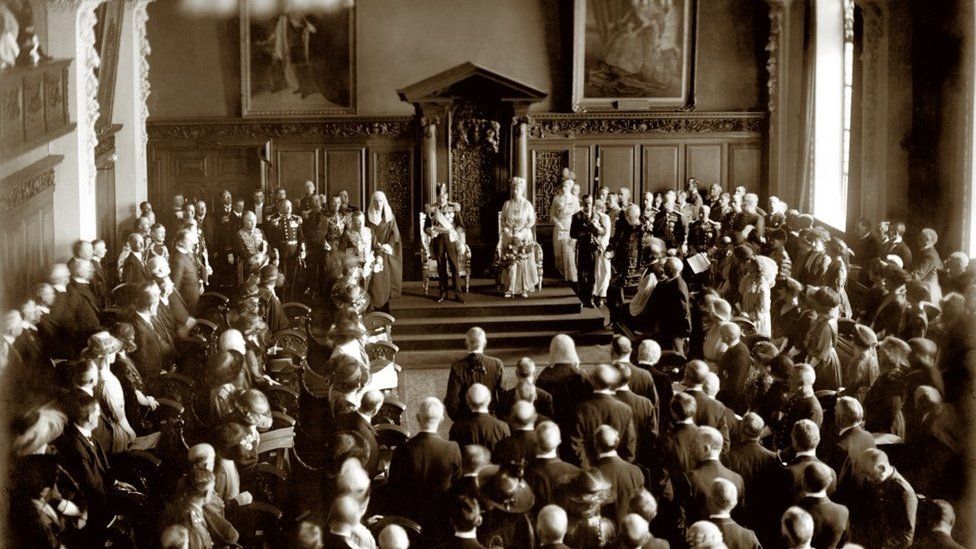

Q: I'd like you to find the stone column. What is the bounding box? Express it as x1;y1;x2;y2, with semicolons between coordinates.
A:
765;0;793;203
46;0;106;254
114;0;154;231
513;116;529;181
421;116;438;206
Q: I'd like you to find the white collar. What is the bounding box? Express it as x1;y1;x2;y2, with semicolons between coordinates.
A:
709;512;731;519
463;473;478;478
77;385;94;397
455;530;478;539
617;384;631;392
130;251;142;261
75;423;93;439
517;426;535;432
176;245;191;255
356;411;372;424
536;450;557;459
838;423;861;437
53;284;66;292
676;418;695;425
804;490;828;498
597;450;618;459
136;310;152;324
469;349;485;355
795;449;817;459
72;277;89;285
419;428;439;435
328;528;351;538
594;389;615;396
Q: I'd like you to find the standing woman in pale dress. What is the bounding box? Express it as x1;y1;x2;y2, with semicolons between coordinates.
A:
592;199;613;307
550;169;580;283
499;177;540;298
365;191;402;313
85;331;136;454
740;255;778;337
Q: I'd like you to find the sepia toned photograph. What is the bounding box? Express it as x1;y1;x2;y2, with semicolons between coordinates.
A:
1;0;976;547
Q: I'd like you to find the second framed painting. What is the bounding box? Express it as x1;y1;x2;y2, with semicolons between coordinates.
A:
240;0;356;117
572;0;697;111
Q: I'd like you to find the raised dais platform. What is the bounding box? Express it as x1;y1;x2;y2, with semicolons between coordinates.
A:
390;279;612;357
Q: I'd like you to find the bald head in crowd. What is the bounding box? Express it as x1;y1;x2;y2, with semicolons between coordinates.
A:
514;357;536;380
619;514;652;548
611;335;633;362
792;419;821;453
834;396;864;430
510;400;537;430
781;507;814;548
695;426;724;462
417;397;445;432
537;504;568;545
466;383;491;413
592;363;622;391
684;360;710;387
327;495;361;536
672;392;698;424
378;524;409;549
461;444;490;475
738;412;765;442
703;371;721;398
360;390;385;418
595;425;621;454
535;421;562;455
708;478;739;515
637;339;662;366
465;327;486;352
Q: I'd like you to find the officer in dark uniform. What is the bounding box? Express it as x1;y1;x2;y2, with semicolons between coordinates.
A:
214;189;242;289
688;204;721;255
653;190;687;252
267;199;305;299
423;184;465;303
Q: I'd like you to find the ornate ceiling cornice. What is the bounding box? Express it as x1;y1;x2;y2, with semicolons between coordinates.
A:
527;112;767;139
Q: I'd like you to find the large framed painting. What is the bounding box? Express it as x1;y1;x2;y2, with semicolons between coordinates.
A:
572;0;697;111
240;0;356;117
94;0;125;130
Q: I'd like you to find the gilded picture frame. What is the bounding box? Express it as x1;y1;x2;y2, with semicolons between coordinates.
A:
572;0;698;111
240;0;356;117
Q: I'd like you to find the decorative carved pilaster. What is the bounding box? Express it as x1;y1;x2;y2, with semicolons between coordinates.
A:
130;0;154;150
48;0;105;192
533;150;570;223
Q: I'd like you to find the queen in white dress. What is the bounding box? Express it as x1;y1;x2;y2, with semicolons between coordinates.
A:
592;199;613;303
499;177;540;298
549;168;580;282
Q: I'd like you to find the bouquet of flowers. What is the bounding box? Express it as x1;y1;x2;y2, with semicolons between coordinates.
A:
498;237;534;268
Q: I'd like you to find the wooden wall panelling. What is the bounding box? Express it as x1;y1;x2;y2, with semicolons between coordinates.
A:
729;143;763;195
325;147;366;209
530;146;572;224
213;148;263;208
642;144;682;196
685;143;724;189
572;145;593;191
597;144;640;197
275;144;322;201
368;144;414;228
0;156;59;308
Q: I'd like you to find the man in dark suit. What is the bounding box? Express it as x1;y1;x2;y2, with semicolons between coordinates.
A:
571;364;637;467
389;397;462;534
662;392;700;478
444;327;504;421
611;336;656;404
492;401;537;467
497;357;554;420
594;425;645;524
170;228;202;315
449;383;510;454
435;496;486;549
882;221;913;270
853;218;881;266
727;413;784;546
91;239;111;306
682;360;730;445
323;495;368;548
706;478;761;549
55;394;119;538
824;396;875;505
570;194;600;307
526;421;579;513
333;389;383;478
782;420;837;506
911;499;966;549
679;426;745;524
62;259;102;356
213;190;243;289
614;362;657;463
643;257;691;354
121;232;152;285
129;281;175;392
798;462;850;549
773;363;824;451
850;449;918;549
716;322;752;415
636;339;672;431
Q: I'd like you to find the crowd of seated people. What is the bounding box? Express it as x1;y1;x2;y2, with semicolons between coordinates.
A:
1;180;974;548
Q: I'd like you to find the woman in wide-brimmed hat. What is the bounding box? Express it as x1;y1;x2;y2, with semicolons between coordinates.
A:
863;336;911;437
845;323;880;395
477;463;536;547
84;331;137;453
804;287;843;390
560;468;615;548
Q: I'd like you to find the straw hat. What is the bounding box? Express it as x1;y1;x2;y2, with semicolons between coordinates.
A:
82;331;123;360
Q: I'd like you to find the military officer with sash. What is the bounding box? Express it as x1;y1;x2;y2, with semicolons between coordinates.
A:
424;183;465;303
268;199;305;299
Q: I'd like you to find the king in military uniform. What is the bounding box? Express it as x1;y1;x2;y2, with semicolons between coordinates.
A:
424;183;465;303
268;198;306;299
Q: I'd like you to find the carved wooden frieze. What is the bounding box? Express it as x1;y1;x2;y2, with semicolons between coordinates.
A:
0;59;73;159
528;112;767;139
0;155;62;214
533;150;569;223
147;117;417;142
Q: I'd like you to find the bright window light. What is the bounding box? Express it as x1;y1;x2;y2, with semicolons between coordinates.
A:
812;0;852;231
